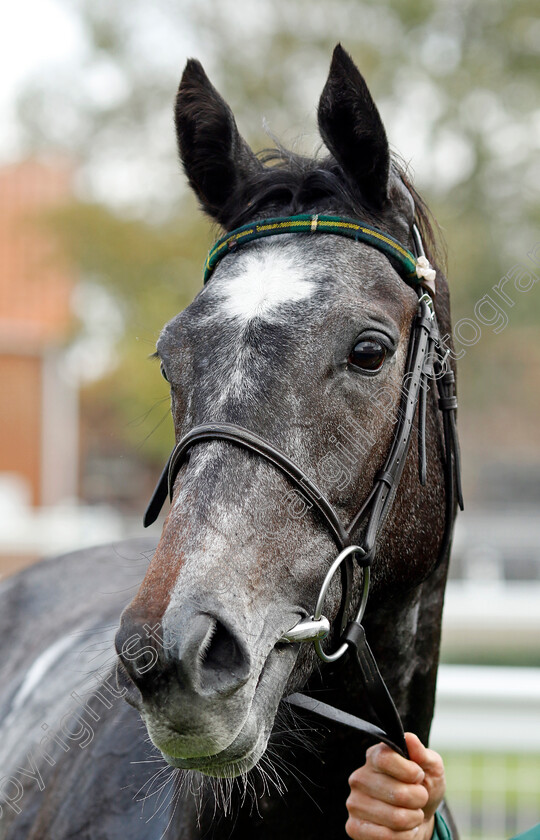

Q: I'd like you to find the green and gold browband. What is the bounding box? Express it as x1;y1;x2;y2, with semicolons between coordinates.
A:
203;214;430;288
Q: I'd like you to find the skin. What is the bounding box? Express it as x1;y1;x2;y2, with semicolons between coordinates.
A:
346;735;446;840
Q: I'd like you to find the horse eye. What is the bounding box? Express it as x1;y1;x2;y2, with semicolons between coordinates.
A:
348;339;387;372
160;362;170;382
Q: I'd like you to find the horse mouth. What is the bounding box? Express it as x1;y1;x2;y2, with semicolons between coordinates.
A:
161;731;266;778
145;644;298;778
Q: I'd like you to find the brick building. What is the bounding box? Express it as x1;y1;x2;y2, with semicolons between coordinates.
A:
0;160;78;508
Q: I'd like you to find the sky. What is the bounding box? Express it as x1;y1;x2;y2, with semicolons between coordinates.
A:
0;0;85;160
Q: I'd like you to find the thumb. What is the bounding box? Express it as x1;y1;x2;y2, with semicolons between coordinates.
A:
405;733;443;775
404;732;446;819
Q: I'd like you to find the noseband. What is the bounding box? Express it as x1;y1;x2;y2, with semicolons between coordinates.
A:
144;213;463;758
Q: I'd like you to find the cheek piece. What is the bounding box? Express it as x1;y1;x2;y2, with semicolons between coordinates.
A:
143;214;463;759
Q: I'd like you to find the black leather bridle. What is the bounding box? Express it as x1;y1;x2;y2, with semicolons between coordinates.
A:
144;214;463;759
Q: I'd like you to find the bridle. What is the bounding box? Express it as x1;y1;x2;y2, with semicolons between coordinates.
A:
144;213;463;759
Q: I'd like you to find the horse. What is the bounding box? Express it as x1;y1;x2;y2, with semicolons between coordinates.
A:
0;45;460;839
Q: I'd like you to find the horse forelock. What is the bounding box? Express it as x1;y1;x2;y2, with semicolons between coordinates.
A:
215;148;445;275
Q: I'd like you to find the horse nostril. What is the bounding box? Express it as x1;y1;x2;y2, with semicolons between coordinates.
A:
198;618;251;693
114;609;251;700
114;614;160;692
170;612;251;696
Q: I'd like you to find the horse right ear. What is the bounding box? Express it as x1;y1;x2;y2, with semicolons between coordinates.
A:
318;45;390;210
175;59;260;226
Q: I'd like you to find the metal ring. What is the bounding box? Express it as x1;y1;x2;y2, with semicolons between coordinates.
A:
313;545;370;664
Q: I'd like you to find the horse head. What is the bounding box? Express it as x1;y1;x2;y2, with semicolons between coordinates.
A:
115;45;456;782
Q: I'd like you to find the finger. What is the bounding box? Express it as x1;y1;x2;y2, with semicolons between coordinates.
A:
345;816;425;840
366;742;426;784
346;789;425;832
405;733;445;777
404;733;446;796
349;768;429;810
404;733;446;819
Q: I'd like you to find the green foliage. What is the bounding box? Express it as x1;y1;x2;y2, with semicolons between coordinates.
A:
48;197;211;460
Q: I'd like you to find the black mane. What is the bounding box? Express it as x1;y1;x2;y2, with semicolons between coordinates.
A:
219;147;444;270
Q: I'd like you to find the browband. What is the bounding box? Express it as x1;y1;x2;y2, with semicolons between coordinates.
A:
204;214;429;289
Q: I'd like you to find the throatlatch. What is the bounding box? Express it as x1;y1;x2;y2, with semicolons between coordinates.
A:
143;213;463;759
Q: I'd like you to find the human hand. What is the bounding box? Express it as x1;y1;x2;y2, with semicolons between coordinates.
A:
345;732;446;840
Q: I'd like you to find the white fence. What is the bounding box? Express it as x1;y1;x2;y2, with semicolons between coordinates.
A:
431;666;540;839
441;580;540;658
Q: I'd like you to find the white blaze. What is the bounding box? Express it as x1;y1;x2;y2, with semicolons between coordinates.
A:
217;249;316;322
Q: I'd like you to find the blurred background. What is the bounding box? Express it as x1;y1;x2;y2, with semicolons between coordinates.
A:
0;1;539;836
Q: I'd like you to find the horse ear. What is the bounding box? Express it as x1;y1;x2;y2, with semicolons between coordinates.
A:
318;45;390;209
175;59;260;224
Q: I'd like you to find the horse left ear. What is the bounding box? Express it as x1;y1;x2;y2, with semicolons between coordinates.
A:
175;59;260;225
318;45;390;209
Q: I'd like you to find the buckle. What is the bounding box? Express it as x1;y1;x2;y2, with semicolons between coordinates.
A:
418;291;435;319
